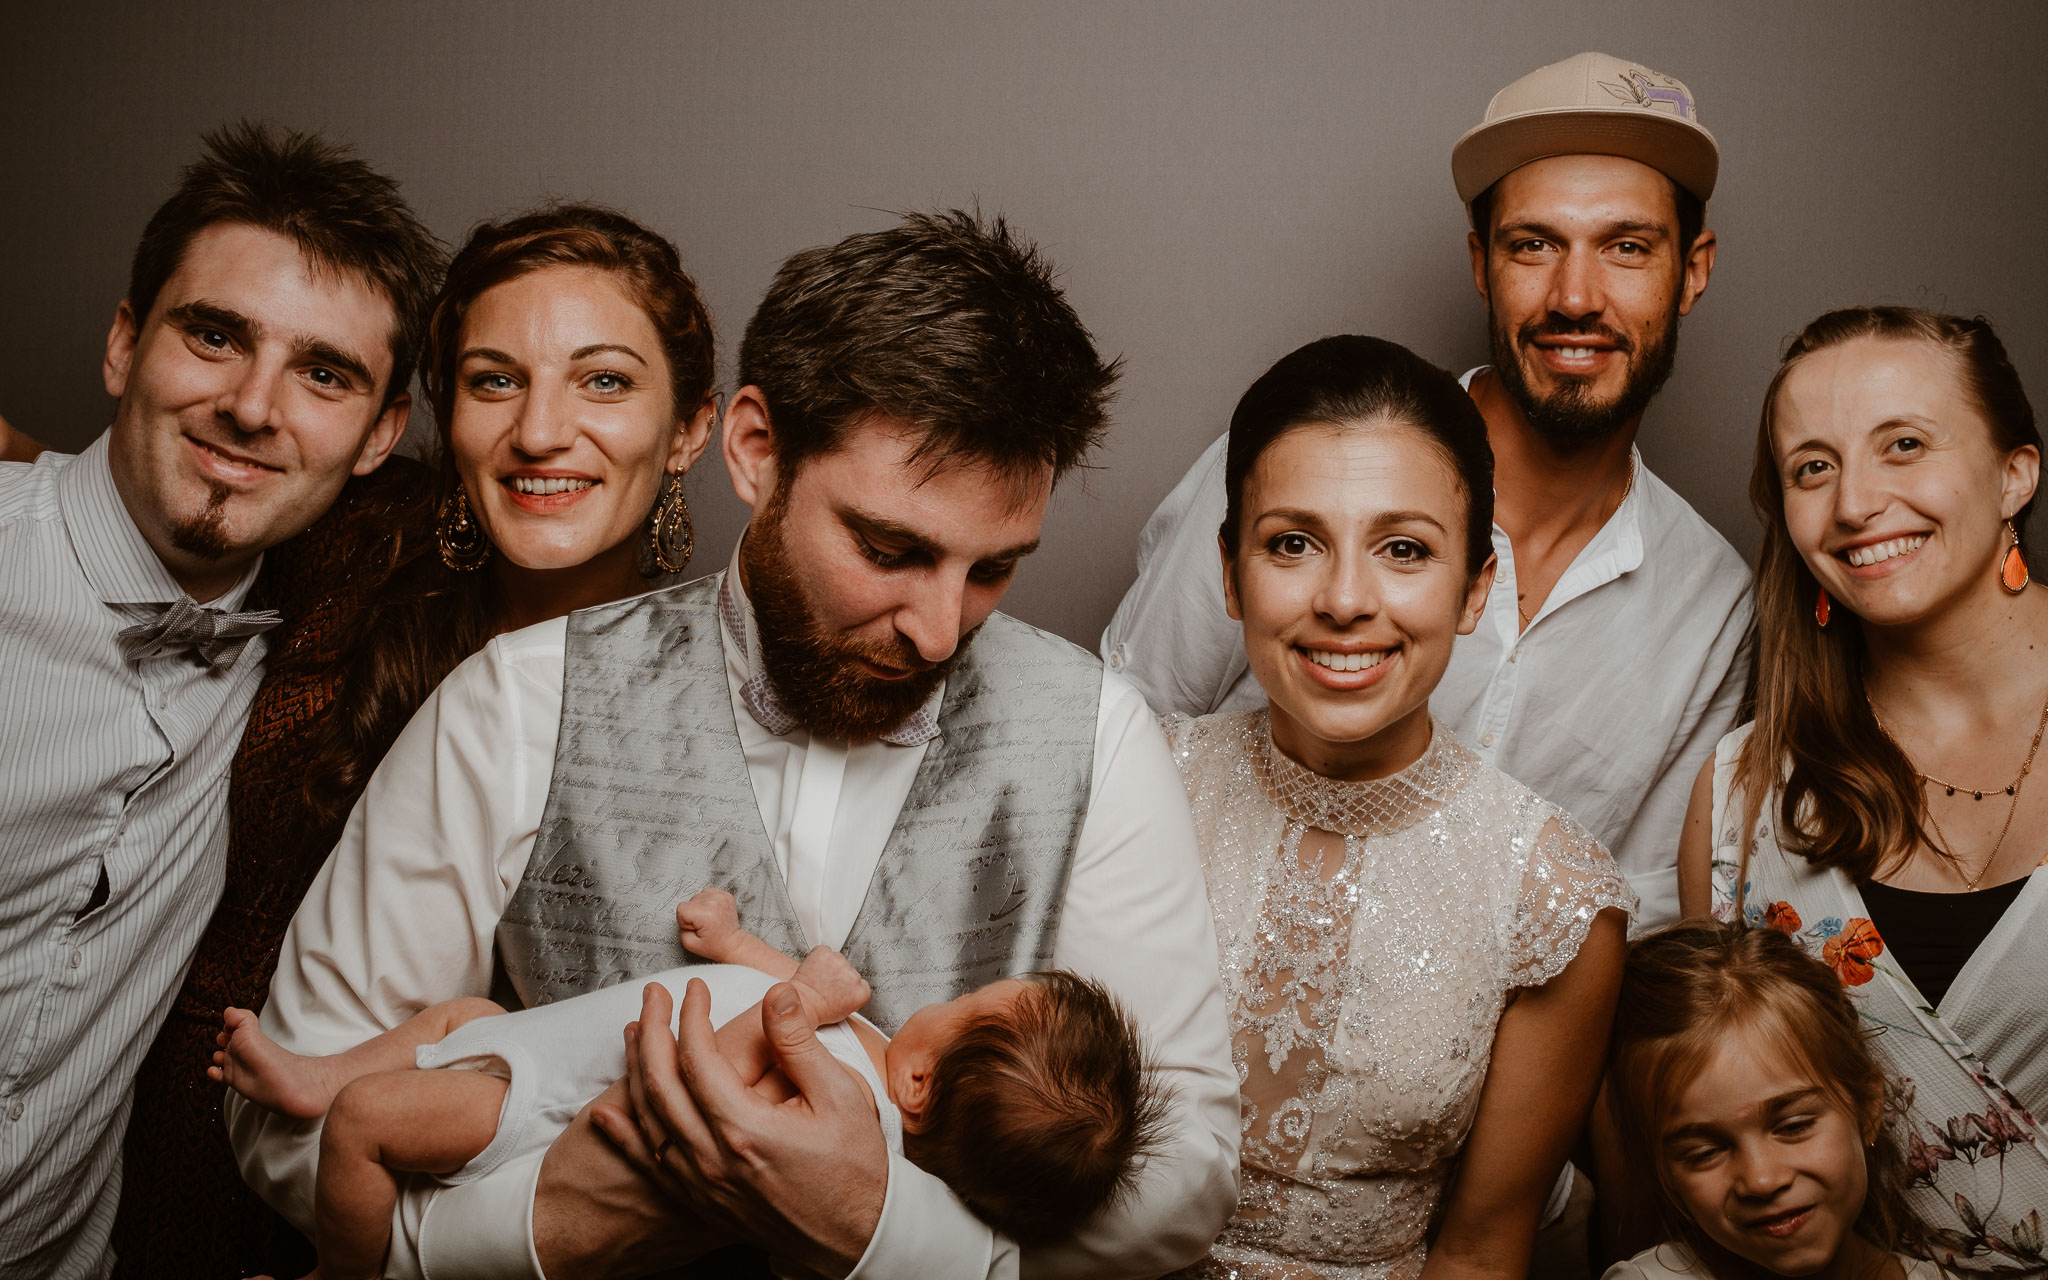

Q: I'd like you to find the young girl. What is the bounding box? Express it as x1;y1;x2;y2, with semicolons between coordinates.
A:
1604;922;1942;1280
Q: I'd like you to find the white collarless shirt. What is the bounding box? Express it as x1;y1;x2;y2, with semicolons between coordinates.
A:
231;546;1238;1280
0;434;266;1280
1100;370;1753;926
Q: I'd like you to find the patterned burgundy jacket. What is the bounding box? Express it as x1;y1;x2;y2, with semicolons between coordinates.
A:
111;460;433;1278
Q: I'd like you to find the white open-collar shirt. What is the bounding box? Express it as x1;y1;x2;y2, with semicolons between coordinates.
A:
231;540;1239;1279
1100;371;1754;927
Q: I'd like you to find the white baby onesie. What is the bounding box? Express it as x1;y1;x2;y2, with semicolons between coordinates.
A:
415;962;902;1183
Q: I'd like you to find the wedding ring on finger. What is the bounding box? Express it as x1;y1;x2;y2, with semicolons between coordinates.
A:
653;1138;672;1167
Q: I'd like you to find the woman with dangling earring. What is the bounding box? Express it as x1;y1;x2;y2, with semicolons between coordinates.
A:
116;203;717;1275
1676;306;2048;1271
303;203;719;818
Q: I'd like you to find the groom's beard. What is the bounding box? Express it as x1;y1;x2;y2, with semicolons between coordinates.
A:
742;495;972;743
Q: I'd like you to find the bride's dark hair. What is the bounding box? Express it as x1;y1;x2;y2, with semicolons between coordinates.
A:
1219;335;1494;576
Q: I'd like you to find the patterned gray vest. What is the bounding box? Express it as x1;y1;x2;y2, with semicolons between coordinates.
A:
495;576;1100;1033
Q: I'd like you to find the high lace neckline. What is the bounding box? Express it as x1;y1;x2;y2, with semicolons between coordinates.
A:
1252;712;1467;837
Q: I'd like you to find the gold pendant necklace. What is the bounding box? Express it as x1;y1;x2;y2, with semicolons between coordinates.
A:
1878;688;2048;890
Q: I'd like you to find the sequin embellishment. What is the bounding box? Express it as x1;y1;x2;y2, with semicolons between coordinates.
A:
1160;711;1636;1280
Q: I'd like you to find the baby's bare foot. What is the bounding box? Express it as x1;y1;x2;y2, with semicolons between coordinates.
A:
208;1007;343;1121
677;887;743;958
793;947;872;1022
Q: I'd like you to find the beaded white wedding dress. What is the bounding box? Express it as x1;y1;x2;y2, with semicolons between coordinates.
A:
1164;711;1634;1280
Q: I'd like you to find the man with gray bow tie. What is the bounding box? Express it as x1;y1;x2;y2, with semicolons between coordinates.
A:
0;123;440;1279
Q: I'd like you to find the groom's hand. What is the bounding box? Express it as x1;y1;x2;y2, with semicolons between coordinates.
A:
531;1078;720;1279
604;978;888;1279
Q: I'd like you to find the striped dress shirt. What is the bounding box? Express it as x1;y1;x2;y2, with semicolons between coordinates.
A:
0;433;266;1279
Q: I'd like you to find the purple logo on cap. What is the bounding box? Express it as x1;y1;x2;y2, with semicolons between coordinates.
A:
1601;70;1694;120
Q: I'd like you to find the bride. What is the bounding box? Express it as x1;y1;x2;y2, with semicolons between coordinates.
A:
1165;335;1634;1279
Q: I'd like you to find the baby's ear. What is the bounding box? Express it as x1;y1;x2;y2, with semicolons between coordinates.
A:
890;1057;938;1132
904;1064;937;1120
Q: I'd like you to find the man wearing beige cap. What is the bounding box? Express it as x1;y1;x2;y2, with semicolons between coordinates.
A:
1103;51;1751;932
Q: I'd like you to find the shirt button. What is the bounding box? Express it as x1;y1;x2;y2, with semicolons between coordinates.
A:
69;950;82;969
1507;649;1518;664
1107;645;1126;672
1480;731;1497;748
8;1101;21;1121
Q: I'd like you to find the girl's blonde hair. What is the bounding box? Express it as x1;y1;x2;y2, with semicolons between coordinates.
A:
1608;922;1933;1267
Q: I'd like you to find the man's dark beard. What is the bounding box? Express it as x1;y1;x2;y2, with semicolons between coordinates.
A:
168;479;232;558
1489;299;1681;452
743;497;971;743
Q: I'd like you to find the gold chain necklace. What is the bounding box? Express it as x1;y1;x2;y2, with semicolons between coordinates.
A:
1876;688;2048;890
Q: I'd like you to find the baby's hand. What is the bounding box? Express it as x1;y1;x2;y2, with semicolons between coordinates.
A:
793;946;873;1022
677;887;743;958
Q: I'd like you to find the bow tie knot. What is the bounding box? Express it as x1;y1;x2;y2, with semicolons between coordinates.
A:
116;596;282;669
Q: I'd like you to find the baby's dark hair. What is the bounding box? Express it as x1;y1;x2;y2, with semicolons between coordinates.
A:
903;970;1170;1244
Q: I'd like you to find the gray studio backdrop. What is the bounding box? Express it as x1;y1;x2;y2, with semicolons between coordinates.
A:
4;2;2043;646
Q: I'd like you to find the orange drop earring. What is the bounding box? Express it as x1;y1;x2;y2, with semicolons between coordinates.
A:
2001;523;2030;594
1815;586;1831;628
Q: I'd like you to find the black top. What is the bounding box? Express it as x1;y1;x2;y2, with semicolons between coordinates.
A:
1859;875;2029;1009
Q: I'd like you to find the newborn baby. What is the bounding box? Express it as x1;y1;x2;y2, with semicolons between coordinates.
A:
215;889;1165;1280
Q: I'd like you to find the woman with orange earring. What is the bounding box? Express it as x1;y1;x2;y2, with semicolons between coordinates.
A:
1677;307;2048;1273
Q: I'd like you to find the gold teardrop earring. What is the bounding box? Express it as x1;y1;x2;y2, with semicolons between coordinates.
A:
649;469;694;575
2001;522;2030;594
437;488;491;571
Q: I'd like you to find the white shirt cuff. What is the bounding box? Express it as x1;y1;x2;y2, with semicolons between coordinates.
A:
845;1150;1005;1280
412;1150;547;1280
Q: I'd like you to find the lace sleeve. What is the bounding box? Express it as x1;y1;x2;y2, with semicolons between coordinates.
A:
1508;812;1637;989
1156;711;1203;786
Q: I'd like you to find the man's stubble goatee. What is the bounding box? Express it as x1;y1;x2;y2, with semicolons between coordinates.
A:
168;479;233;559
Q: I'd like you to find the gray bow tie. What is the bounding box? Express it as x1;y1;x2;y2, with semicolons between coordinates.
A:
116;596;282;669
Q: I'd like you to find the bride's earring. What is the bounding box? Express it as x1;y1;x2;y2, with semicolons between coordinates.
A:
1815;586;1831;628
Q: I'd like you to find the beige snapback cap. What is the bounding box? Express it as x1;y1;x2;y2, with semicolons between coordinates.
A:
1451;51;1719;205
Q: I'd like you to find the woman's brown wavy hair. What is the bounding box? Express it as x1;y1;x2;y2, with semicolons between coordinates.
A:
1735;306;2038;886
1609;922;1935;1267
303;203;715;821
